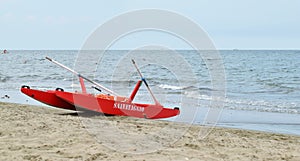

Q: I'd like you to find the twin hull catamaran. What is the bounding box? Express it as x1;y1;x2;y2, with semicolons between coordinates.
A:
21;57;180;119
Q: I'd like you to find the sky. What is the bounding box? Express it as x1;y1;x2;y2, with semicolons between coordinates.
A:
0;0;299;50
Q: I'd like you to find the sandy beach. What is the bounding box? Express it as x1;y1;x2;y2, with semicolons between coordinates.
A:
0;102;299;161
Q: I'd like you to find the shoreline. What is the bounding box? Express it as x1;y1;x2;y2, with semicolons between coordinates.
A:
1;90;300;136
1;102;300;160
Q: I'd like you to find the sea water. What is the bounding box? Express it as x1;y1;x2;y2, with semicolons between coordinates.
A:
0;50;299;135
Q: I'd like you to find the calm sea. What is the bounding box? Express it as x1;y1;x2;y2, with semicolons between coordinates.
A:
1;50;299;135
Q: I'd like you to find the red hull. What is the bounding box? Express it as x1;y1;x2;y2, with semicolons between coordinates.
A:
21;86;180;119
21;86;76;111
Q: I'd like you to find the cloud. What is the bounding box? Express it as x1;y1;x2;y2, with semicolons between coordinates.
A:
0;13;92;25
0;12;15;21
42;15;93;25
24;15;37;22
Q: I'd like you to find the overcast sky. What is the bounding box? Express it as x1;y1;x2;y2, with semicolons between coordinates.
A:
1;0;299;50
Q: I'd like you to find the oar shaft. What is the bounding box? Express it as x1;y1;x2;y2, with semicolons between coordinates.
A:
45;57;119;96
46;57;79;76
131;59;160;105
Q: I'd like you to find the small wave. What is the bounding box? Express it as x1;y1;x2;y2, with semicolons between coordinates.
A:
0;75;11;83
184;91;215;100
158;84;212;91
70;83;80;87
18;74;41;79
42;75;67;81
158;84;187;90
199;87;214;91
184;91;300;114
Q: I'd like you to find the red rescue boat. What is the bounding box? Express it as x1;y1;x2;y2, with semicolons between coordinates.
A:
21;57;180;119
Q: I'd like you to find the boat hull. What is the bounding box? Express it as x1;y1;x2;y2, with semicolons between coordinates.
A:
21;86;180;119
21;86;76;111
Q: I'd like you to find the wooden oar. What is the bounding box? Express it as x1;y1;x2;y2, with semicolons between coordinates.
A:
45;57;119;96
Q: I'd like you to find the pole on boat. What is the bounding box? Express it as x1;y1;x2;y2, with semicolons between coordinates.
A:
131;59;161;105
45;57;119;96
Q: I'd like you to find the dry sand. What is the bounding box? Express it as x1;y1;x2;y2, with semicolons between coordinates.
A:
0;101;299;161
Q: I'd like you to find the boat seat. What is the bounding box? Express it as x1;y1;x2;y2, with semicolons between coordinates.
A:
96;94;114;100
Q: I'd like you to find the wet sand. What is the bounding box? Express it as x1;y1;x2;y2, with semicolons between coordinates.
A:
0;102;299;160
